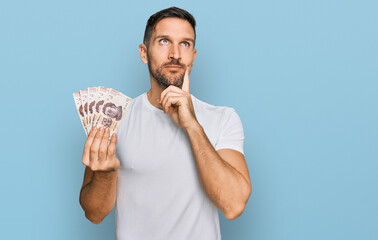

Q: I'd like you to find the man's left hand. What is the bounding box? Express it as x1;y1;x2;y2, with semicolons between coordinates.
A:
158;67;198;130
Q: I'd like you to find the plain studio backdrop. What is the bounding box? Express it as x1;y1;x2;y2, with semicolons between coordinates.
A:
0;0;377;239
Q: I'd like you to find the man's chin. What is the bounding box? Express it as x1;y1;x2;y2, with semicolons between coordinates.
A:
163;74;184;86
157;79;182;89
166;80;183;88
150;68;184;89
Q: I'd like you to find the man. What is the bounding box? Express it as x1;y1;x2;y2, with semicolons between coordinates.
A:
80;7;251;239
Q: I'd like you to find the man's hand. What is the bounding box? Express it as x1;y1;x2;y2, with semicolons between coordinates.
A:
158;67;199;130
82;127;120;171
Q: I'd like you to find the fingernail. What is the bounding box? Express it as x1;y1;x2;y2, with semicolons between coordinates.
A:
99;127;103;133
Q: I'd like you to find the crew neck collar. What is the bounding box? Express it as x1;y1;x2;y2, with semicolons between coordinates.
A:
143;92;166;115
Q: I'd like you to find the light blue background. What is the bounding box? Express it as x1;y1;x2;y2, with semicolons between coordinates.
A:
1;0;377;239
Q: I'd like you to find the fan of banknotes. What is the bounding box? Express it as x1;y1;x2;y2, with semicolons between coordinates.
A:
73;87;132;136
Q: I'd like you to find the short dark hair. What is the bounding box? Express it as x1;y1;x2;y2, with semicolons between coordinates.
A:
143;7;196;48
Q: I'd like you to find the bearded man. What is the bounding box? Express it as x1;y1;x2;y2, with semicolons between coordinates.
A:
79;7;252;240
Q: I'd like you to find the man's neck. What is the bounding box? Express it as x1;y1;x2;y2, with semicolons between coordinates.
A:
146;79;164;110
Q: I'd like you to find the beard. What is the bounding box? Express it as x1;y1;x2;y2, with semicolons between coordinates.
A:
147;53;185;90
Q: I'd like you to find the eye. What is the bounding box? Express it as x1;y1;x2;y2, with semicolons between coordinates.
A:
159;39;169;45
181;41;190;47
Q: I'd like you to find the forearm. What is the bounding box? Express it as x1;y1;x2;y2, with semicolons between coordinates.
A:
185;123;250;220
79;171;117;223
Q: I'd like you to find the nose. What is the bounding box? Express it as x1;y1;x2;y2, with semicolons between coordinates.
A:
168;44;181;60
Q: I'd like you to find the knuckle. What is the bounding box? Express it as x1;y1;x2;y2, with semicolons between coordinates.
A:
84;140;93;150
89;155;96;163
94;134;101;140
108;149;115;157
99;148;106;156
100;143;108;151
107;154;114;161
90;147;97;155
84;141;90;149
110;143;116;149
108;147;113;156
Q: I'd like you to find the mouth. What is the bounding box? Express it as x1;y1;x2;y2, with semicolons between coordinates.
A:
165;65;183;69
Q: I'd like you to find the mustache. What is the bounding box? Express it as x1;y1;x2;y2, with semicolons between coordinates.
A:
163;59;184;67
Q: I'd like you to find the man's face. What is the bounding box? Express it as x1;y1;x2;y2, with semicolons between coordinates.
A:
140;17;197;89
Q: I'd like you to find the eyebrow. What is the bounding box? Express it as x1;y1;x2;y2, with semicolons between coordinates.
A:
154;35;195;44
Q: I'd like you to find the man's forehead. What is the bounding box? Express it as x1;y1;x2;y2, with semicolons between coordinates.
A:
152;17;195;39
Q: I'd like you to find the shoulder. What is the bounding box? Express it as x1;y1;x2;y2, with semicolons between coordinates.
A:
129;92;144;106
116;92;145;135
191;95;244;153
191;94;238;123
120;92;144;114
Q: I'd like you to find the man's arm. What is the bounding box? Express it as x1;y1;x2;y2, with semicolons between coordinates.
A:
185;123;251;220
79;127;120;224
159;68;251;219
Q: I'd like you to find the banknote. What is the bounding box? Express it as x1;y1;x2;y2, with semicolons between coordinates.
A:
110;91;132;134
92;86;108;129
79;89;89;133
87;87;98;131
73;87;132;136
97;88;132;135
73;91;88;135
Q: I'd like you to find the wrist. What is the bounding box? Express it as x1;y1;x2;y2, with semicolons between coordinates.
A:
93;170;118;182
184;121;202;135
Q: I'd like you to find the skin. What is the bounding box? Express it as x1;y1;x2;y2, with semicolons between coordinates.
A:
79;127;119;224
79;17;252;224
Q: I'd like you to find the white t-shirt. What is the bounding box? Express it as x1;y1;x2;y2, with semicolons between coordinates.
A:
115;92;244;240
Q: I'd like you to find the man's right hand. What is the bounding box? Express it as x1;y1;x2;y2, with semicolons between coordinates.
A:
82;127;120;171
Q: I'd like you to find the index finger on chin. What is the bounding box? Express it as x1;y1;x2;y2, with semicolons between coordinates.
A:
182;67;190;93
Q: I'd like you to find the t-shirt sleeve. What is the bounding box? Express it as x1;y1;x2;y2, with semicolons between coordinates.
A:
215;108;245;155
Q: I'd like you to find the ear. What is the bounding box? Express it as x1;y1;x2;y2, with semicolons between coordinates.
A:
191;49;197;69
139;44;148;64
